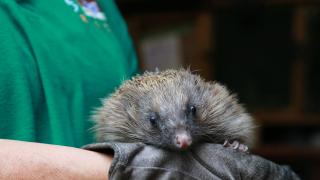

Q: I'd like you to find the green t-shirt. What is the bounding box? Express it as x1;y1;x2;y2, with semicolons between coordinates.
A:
0;0;138;147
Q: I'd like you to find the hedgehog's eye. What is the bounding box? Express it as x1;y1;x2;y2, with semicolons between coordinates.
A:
187;105;197;116
190;105;196;115
149;112;158;126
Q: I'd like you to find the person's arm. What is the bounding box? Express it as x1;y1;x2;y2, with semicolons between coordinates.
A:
0;139;112;180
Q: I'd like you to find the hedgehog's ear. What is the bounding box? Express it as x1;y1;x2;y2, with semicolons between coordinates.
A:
155;67;160;73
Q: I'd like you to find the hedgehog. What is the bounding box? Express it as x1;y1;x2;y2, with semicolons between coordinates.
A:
92;69;255;151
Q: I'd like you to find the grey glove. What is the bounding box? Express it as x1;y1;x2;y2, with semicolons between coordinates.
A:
83;143;300;180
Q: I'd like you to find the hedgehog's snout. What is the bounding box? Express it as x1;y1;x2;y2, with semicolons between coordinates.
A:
174;131;192;149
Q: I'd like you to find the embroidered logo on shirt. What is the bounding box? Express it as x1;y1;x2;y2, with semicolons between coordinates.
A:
77;0;106;20
64;0;110;30
65;0;106;20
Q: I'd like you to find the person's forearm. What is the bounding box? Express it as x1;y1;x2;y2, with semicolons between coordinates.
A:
0;139;112;180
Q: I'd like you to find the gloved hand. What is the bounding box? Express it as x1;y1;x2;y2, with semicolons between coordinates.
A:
83;143;300;180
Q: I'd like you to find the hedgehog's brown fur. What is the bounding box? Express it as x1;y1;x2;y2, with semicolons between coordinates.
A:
92;69;256;150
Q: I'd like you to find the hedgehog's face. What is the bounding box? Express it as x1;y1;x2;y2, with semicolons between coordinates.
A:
136;79;206;151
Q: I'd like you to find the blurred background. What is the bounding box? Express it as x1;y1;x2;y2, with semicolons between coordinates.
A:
116;0;320;179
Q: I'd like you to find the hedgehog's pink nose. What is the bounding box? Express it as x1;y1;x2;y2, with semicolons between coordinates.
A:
175;134;192;149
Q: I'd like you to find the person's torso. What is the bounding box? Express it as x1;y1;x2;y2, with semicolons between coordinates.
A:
0;0;137;147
